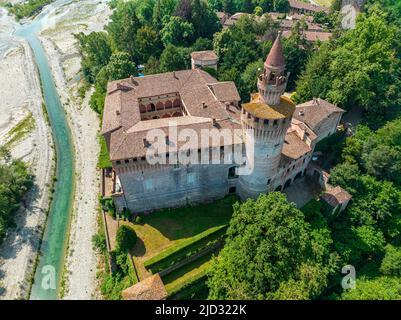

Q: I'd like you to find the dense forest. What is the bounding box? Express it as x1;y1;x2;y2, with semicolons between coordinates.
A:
0;148;34;243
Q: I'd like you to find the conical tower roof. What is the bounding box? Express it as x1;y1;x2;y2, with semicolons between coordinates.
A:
265;32;285;68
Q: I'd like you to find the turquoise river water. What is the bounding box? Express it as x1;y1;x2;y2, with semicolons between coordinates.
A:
15;0;75;300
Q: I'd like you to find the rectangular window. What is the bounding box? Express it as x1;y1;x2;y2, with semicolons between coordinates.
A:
143;179;154;191
187;172;196;185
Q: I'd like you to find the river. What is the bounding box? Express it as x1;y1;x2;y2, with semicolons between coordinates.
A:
14;0;75;300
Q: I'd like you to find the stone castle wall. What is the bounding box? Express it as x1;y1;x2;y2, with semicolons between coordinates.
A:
115;161;238;213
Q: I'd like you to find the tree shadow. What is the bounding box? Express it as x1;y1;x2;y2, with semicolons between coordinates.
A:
132;237;146;257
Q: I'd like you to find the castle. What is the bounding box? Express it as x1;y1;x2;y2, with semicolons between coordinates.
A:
101;34;344;212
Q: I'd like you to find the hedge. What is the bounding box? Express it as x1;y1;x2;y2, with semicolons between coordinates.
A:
144;225;227;274
166;268;209;298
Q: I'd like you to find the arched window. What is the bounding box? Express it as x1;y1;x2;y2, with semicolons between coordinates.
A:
156;102;164;110
147;103;156;112
165;100;173;109
173;99;181;108
139;104;146;113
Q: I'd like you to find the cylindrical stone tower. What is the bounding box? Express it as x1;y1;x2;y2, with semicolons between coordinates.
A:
238;33;296;200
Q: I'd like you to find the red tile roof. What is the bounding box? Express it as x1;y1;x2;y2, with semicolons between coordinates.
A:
321;186;352;207
122;274;167;300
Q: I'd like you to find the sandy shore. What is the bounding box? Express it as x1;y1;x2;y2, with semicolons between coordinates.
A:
0;8;54;299
37;0;111;299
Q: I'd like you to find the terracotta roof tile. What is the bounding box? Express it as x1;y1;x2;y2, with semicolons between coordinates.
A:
208;82;241;102
294;98;345;130
289;0;329;14
191;50;218;61
321;186;352;207
122;274;167;300
282;130;311;160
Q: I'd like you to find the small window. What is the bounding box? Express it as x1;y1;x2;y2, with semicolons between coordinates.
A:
124;159;129;164
228;166;238;179
229;186;236;194
116;160;121;165
267;178;271;184
143;179;154;191
187;172;196;185
273;120;278;126
264;119;269;125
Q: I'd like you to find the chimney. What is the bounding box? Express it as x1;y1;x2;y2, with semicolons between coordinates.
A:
313;97;317;105
116;110;121;116
202;102;207;109
173;71;178;79
212;118;217;126
225;102;230;111
299;110;304;116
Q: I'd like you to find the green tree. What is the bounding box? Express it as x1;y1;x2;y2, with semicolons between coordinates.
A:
191;0;221;39
152;0;178;30
273;0;289;12
145;56;161;75
75;32;112;83
106;0;142;61
161;16;195;46
159;44;191;71
116;225;137;252
380;244;401;276
135;26;163;63
341;276;401;300
106;52;137;81
207;193;312;299
239;59;264;101
0;156;34;243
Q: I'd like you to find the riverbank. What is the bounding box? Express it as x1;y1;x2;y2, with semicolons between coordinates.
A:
0;7;54;299
37;0;111;299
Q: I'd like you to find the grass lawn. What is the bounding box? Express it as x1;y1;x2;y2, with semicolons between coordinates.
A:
126;196;237;279
162;250;214;295
98;135;112;169
311;0;335;7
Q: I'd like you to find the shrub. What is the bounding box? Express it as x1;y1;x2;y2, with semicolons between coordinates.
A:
116;225;137;253
134;215;143;224
92;233;107;253
380;244;401;276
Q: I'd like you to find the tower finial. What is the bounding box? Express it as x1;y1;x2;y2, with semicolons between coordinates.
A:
265;32;285;69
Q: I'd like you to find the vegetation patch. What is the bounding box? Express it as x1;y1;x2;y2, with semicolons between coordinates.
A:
0;149;34;243
163;250;213;296
144;224;226;274
98;135;112;169
6;112;36;148
9;0;54;20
